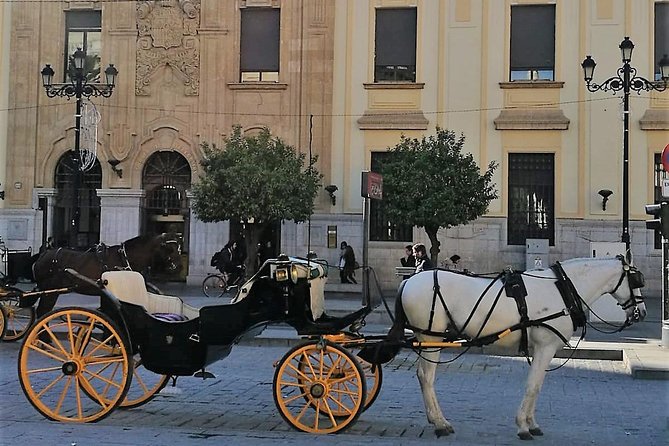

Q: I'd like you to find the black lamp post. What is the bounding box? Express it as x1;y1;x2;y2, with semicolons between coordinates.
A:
41;49;118;247
582;37;669;256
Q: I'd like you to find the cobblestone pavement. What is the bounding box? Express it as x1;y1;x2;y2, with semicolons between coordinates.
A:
1;340;667;446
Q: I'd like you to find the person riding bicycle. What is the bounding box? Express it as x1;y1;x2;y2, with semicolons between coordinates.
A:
211;241;245;285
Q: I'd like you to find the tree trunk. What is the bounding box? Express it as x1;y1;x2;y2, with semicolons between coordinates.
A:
425;225;441;266
241;222;268;275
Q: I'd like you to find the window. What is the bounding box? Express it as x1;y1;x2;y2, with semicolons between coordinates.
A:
240;8;280;82
508;153;555;245
655;2;668;81
370;153;413;242
65;10;102;83
374;8;417;82
653;153;667;248
510;5;555;81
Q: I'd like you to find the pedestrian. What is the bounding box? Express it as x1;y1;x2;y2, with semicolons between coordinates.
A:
413;243;433;274
400;244;415;280
339;241;349;283
343;244;357;284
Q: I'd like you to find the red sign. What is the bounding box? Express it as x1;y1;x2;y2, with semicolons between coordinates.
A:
663;144;669;172
361;171;383;200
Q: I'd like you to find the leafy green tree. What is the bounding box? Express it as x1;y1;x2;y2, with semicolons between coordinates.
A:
192;126;322;272
379;128;498;264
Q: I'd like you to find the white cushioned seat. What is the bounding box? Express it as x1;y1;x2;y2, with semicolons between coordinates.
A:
101;270;199;320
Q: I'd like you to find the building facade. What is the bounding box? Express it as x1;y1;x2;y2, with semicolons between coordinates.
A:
0;0;667;295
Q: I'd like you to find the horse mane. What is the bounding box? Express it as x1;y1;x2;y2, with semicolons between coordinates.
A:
123;234;162;249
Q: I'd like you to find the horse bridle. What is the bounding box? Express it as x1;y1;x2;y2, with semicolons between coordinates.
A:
610;255;645;312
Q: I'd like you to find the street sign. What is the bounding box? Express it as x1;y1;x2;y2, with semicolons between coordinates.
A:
361;171;383;200
662;143;669;172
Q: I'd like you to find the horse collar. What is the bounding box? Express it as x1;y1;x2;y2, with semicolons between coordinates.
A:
550;262;587;330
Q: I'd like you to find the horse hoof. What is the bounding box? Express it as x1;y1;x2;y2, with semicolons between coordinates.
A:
517;432;534;440
529;428;543;436
435;427;453;437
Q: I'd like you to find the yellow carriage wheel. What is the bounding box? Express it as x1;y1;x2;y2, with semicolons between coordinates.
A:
72;325;169;409
322;333;383;413
120;357;170;409
273;340;365;434
18;307;131;423
2;295;36;342
0;305;6;341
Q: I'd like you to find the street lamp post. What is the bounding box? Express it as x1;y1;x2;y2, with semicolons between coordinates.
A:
581;37;669;257
41;49;118;247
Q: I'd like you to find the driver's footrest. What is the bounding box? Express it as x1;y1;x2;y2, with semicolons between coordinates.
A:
296;307;369;335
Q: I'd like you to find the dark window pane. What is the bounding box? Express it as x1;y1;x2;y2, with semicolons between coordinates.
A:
508;153;555;246
370;153;413;242
240;8;280;72
65;10;102;83
655;3;668;80
66;10;101;30
375;8;417;82
510;5;555;79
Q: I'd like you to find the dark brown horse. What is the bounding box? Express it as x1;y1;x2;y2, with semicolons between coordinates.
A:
32;233;182;318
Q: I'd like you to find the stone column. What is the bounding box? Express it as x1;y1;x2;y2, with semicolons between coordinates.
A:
97;189;145;244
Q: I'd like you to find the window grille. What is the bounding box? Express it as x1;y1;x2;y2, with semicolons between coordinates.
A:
369;152;413;242
508;153;555;245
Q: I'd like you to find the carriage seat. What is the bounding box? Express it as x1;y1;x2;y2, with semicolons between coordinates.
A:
101;270;199;320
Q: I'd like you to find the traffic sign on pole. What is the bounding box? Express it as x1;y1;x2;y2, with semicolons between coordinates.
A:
662;143;669;172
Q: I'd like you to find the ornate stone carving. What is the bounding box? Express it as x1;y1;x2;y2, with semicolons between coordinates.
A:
136;0;200;96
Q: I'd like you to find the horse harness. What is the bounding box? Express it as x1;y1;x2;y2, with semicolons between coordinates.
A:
47;243;132;275
407;257;643;357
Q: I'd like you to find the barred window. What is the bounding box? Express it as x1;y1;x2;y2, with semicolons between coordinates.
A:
370;152;413;242
508;153;555;245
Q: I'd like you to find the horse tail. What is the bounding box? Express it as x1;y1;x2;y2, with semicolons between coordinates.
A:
357;281;408;365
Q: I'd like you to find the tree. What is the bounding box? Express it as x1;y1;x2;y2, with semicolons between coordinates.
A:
379;128;498;264
191;126;322;272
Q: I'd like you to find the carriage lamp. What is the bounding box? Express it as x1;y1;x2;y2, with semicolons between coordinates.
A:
290;264;300;283
581;37;669;255
274;267;289;282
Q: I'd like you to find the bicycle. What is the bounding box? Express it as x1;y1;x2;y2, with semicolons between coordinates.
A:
202;265;246;298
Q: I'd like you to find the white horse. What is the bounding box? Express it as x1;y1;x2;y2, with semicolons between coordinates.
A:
369;256;646;440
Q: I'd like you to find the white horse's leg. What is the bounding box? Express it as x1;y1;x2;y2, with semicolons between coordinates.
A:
417;348;454;436
515;344;558;440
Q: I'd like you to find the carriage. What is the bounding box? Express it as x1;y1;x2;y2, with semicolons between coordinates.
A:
17;255;381;433
16;252;647;438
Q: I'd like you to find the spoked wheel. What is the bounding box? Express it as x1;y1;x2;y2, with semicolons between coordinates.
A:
273;340;366;434
73;325;169;409
202;274;227;298
18;307;131;423
323;333;383;412
121;357;169;408
0;305;6;341
2;295;36;342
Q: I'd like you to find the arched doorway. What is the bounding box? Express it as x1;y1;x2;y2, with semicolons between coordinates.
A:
53;151;102;248
142;150;191;281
